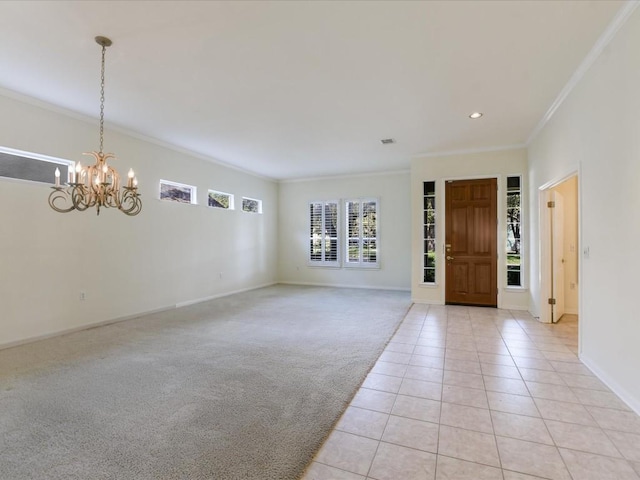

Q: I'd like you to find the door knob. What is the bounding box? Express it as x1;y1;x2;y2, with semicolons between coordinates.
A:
446;256;454;260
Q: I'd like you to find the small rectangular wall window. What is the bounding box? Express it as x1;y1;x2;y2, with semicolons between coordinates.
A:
242;197;262;213
507;176;522;286
423;181;436;283
160;179;197;204
208;190;234;209
0;146;73;185
309;201;339;266
345;199;378;267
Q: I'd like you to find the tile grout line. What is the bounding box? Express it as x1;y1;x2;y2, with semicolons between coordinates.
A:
509;314;578;479
502;317;638;472
433;304;446;480
365;305;427;480
305;310;640;480
485;308;518;478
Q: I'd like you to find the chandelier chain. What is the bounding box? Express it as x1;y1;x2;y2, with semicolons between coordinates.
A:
99;42;106;155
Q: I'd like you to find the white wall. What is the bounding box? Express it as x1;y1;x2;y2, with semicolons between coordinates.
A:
277;172;411;290
0;93;278;347
411;149;529;310
528;9;640;412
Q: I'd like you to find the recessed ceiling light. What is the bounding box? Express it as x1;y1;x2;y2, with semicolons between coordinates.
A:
380;138;396;144
469;112;483;119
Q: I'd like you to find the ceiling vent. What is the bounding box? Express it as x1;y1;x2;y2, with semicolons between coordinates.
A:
380;138;396;145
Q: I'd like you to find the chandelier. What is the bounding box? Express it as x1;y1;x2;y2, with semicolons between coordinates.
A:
48;36;142;216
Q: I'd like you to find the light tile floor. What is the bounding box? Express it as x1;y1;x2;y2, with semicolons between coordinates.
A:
302;305;640;480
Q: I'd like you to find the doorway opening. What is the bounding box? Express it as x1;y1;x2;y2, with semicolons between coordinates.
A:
539;174;579;326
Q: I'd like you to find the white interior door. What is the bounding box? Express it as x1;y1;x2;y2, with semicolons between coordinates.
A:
551;190;565;322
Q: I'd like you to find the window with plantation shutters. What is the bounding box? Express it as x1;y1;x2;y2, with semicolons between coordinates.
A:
345;199;378;268
309;201;339;266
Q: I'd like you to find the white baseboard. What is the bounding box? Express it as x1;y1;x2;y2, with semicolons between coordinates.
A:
0;304;174;351
500;304;530;311
410;298;445;305
279;281;411;292
580;353;640;416
409;300;531;311
0;282;278;351
175;282;277;307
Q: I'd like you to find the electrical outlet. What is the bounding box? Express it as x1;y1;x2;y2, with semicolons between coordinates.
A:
79;292;86;301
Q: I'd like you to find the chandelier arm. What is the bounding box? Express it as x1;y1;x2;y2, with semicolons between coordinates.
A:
48;188;77;213
105;188;119;208
105;165;121;208
71;185;91;211
119;189;143;216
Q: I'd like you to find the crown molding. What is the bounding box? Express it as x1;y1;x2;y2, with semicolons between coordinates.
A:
280;168;411;184
413;144;526;160
0;87;277;183
526;0;640;146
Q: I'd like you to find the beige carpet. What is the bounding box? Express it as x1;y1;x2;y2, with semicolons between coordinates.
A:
0;284;411;479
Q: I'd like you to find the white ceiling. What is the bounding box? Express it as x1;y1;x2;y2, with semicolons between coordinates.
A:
0;1;625;180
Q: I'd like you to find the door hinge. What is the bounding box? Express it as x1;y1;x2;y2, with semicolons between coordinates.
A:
547;201;555;208
548;298;556;305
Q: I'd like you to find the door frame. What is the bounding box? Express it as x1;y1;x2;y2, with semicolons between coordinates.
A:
441;174;502;307
537;171;580;337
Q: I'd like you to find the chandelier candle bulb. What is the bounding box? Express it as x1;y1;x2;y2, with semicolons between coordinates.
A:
54;168;60;187
127;168;134;188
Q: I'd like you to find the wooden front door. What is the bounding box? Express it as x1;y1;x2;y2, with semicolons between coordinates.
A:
445;178;498;307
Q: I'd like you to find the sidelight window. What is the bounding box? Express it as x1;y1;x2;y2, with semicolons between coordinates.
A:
423;181;436;283
506;176;522;286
